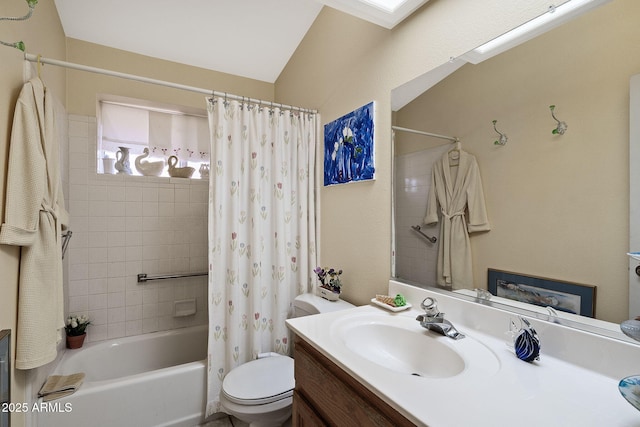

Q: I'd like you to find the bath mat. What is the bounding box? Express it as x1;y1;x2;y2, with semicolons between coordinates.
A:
38;373;85;401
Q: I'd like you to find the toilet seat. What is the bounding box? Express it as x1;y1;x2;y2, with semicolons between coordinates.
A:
222;356;294;405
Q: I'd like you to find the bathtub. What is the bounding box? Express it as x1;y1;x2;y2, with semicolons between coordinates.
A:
36;325;208;427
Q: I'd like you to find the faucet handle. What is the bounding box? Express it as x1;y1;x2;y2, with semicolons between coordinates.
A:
421;297;441;317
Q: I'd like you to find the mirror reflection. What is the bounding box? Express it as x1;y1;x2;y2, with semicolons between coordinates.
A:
391;0;639;326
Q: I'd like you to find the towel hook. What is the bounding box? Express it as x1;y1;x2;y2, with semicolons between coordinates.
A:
549;105;568;135
36;54;42;78
492;120;508;146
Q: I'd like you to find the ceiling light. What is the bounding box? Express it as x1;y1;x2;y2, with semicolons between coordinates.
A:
461;0;611;64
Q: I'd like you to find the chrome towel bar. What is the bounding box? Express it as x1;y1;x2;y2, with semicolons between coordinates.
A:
137;272;208;283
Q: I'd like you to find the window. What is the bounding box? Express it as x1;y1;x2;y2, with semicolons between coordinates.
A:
97;96;209;177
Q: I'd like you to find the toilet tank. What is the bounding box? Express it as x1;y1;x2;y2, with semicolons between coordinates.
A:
293;293;355;317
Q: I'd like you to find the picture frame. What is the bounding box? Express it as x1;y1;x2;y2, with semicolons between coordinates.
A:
487;268;596;317
323;102;375;185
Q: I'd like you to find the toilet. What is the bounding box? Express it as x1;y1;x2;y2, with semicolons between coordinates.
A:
219;293;355;427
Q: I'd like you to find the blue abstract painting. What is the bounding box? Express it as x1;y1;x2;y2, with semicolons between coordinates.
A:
323;102;375;186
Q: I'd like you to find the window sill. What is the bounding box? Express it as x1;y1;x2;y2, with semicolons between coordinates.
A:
95;172;209;185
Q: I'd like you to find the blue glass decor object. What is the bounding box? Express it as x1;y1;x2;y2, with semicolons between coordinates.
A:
619;375;640;411
509;317;540;363
323;102;375;186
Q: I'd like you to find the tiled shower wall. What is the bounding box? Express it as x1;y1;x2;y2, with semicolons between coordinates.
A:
394;145;449;285
66;115;208;342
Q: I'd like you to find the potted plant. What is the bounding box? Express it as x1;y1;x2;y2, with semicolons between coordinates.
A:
65;315;90;349
314;267;343;301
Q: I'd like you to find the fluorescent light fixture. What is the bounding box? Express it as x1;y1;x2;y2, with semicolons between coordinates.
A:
461;0;611;64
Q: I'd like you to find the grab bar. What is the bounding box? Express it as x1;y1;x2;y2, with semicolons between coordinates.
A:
137;272;208;283
61;230;72;259
411;225;437;243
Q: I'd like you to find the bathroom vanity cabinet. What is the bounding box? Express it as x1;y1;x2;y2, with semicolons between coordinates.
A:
292;336;414;427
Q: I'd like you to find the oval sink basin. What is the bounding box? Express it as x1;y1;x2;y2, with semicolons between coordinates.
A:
331;313;500;380
344;323;465;378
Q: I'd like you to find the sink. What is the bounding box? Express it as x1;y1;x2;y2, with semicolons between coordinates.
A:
332;313;500;379
343;323;465;378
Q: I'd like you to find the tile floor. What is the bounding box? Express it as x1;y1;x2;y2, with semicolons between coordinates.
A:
200;415;292;427
199;415;248;427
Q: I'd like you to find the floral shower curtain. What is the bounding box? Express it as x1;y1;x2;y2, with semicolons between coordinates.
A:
205;96;318;416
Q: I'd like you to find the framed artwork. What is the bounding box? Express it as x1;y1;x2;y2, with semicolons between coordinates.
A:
323;102;375;185
487;269;596;317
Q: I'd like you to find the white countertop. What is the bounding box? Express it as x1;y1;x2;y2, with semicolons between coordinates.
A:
287;293;640;426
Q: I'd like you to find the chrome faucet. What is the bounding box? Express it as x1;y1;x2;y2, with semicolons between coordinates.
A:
416;297;465;340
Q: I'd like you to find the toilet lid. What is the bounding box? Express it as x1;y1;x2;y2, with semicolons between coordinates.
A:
222;356;295;405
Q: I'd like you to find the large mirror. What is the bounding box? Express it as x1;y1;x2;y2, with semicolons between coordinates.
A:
391;0;639;341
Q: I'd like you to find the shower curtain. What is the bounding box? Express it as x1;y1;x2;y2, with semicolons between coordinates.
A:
205;97;318;416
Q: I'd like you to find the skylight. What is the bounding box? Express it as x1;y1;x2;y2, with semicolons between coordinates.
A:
316;0;429;29
360;0;409;13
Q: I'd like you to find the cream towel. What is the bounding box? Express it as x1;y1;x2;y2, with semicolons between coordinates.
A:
0;77;69;369
38;373;85;401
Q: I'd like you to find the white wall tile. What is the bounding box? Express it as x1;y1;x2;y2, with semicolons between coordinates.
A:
68;295;88;312
107;277;126;293
88;262;108;279
88;278;108;295
107;322;125;339
68;120;89;138
69;263;88;281
125;320;142;336
125;201;143;217
68;280;89;297
108;201;126;217
142;318;158;334
108;292;125;308
126;291;142;307
88;231;108;248
125;186;143;202
88;294;108;310
158;188;174;202
142;187;159;202
66;115;209;343
142;202;159;217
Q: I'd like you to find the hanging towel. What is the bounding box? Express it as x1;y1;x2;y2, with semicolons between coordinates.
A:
38;373;85;401
0;77;69;369
424;149;490;289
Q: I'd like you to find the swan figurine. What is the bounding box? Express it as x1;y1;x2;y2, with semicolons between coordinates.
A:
167;155;195;178
135;148;165;176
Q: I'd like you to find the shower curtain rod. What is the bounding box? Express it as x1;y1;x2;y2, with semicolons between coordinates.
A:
392;125;459;143
24;53;317;114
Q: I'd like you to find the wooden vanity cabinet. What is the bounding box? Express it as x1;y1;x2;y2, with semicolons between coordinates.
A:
292;336;415;427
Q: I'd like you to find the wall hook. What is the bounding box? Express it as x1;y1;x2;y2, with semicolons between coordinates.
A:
0;0;38;52
492;120;508;145
549;105;568;135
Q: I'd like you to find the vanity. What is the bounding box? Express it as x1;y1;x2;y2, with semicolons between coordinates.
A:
286;281;640;426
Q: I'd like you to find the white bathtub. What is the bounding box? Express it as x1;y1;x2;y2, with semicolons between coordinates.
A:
36;325;208;427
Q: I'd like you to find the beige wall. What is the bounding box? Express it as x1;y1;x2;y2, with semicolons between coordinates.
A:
0;0;66;424
65;38;275;116
275;0;558;306
395;0;638;323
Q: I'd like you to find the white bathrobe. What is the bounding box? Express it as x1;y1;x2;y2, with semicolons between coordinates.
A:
424;149;490;289
0;78;69;369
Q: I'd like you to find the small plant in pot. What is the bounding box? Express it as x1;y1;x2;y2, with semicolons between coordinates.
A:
314;267;343;301
65;315;90;349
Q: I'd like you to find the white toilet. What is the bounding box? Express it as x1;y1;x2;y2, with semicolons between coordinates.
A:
219;293;355;427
